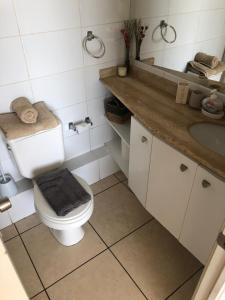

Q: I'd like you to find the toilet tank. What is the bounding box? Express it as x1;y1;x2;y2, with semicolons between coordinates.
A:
7;124;65;179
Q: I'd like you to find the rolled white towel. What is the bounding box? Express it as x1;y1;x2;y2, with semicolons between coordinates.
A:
11;97;38;124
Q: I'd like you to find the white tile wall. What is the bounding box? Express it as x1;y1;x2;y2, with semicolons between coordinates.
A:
0;211;12;230
22;29;83;78
64;131;90;160
193;38;225;61
0;82;33;113
54;102;87;137
0;0;19;38
0;37;28;85
1;157;22;182
72;160;99;185
141;17;168;53
80;0;130;26
82;23;125;65
169;0;202;14
166;13;199;48
90;124;115;150
9;189;36;222
99;155;119;179
14;0;81;34
84;62;112;101
87;98;106;128
131;0;225;72
0;0;129;192
196;10;225;42
31;69;85;110
132;0;169;19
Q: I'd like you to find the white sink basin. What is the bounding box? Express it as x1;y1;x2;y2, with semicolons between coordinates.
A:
189;123;225;157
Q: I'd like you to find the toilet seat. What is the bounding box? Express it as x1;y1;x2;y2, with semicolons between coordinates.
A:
33;175;94;231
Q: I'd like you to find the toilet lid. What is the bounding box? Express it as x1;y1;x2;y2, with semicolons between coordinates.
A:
34;174;93;222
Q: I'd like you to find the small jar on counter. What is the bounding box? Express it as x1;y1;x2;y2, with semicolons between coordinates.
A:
117;66;127;77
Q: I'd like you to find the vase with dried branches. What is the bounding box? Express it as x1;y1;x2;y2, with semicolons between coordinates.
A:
121;19;135;70
134;19;148;61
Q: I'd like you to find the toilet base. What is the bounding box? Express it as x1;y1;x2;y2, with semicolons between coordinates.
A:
50;226;85;246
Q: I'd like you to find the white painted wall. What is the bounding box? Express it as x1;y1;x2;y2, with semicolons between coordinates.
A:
131;0;225;72
0;0;130;182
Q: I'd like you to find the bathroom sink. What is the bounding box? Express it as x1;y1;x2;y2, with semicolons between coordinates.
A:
189;123;225;157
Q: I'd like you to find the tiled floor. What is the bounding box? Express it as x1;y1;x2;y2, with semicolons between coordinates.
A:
2;172;203;300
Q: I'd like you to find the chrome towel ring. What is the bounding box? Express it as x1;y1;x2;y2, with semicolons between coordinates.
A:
83;31;106;59
152;20;177;44
160;20;177;43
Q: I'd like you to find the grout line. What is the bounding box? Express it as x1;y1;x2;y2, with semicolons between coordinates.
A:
88;222;149;300
45;248;108;290
30;290;50;300
93;180;121;196
109;249;149;300
88;222;108;248
2;234;19;243
14;226;46;293
108;218;154;248
45;290;51;300
16;223;106;295
30;290;43;299
15;222;42;236
164;266;204;300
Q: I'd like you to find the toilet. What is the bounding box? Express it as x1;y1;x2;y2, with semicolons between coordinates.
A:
7;123;94;246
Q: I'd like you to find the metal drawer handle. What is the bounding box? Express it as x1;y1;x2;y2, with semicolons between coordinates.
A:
180;164;188;172
202;180;211;188
141;136;148;143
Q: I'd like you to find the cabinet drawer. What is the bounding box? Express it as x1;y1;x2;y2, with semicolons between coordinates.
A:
128;117;152;207
146;137;197;238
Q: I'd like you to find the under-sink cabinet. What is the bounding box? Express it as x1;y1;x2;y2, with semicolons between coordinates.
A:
127;117;225;264
146;137;198;239
180;166;225;264
128;117;153;207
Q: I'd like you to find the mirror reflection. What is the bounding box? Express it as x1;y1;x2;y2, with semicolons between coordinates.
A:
130;0;225;92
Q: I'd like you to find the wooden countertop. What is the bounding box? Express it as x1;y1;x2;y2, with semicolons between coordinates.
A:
100;66;225;180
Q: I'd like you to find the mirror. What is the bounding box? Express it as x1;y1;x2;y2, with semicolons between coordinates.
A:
130;0;225;92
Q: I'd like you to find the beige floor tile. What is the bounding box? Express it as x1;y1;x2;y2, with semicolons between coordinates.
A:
90;183;152;246
1;224;18;242
114;171;127;182
47;251;146;300
33;291;49;300
111;220;202;300
21;223;106;288
5;236;43;298
91;175;119;195
15;213;41;234
168;270;202;300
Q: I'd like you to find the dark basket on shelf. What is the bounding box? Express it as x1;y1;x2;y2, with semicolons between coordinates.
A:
104;97;131;124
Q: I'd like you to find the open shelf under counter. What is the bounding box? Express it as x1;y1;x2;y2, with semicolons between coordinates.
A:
105;117;131;147
105;138;129;177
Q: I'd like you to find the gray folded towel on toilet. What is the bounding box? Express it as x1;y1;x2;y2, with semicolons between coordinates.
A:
36;168;91;216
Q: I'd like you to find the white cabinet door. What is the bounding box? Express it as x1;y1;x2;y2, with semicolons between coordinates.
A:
146;137;197;238
128;117;152;207
180;166;225;264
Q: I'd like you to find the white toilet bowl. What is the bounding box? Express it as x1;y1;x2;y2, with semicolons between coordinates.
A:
33;175;94;246
5;122;94;246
